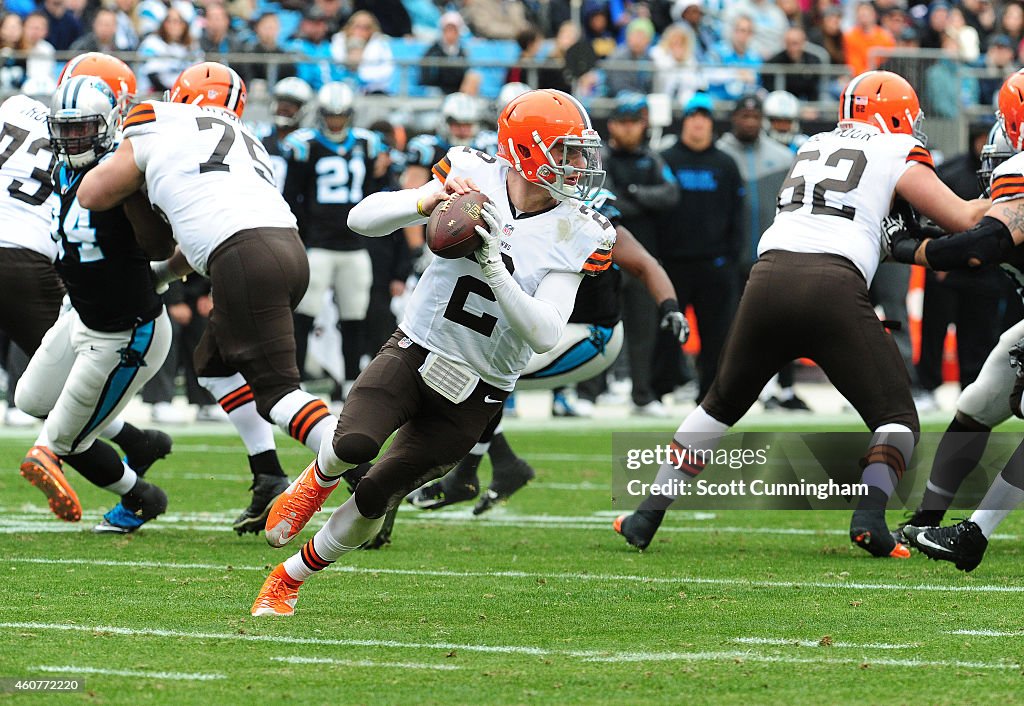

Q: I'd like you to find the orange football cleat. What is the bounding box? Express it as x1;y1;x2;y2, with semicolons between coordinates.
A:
264;461;337;547
251;564;302;616
20;445;81;522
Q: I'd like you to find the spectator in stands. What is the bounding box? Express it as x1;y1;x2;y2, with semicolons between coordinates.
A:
289;7;334;90
331;10;395;94
761;25;822;102
40;0;81;51
808;5;846;67
0;14;24;91
658;92;743;403
241;11;296;86
421;11;471;95
651;22;705;105
921;0;951;50
604;17;655;97
20;12;55;85
600;92;680;417
843;2;894;76
724;0;787;60
999;1;1024;48
355;0;410;38
506;25;545;87
926;29;980;119
137;6;202;93
880;7;910;43
111;0;140;51
673;0;719;62
200;3;243;57
69;7;118;52
583;2;617;59
463;0;531;41
403;0;442;39
706;13;761;101
978;33;1015;106
950;6;981;63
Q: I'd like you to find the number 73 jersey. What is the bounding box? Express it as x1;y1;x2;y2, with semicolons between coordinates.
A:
759;125;933;286
123;101;298;275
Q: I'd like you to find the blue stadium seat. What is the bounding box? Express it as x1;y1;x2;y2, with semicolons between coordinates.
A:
465;39;520;99
388;37;436;97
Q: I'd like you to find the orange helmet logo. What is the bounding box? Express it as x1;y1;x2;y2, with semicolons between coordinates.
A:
838;70;924;142
496;89;605;201
998;69;1024;152
169;62;247;118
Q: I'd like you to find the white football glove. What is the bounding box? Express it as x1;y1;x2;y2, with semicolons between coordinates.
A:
150;260;180;295
474;201;507;282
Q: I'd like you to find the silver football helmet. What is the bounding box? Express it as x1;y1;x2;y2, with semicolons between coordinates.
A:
317;81;355;141
272;76;314;130
978;121;1015;197
48;75;119;169
763;90;800;145
440;91;482;146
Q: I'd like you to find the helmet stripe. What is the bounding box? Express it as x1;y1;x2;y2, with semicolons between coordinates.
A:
226;69;241;111
69;75;85;109
841;72;869;122
560;91;592;129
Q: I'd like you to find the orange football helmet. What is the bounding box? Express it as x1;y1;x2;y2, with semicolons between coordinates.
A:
838;70;924;143
998;69;1024;152
496;89;604;201
168;62;247;118
57;52;136;111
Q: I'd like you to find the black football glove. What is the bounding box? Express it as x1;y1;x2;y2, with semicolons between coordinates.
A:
659;299;689;344
1009;338;1024;418
882;211;923;264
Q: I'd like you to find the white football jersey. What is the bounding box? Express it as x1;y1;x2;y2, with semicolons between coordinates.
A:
758;124;933;285
400;146;616;390
0;94;58;260
989;151;1024;205
124;101;297;275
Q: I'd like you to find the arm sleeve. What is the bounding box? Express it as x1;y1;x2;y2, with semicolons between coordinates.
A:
347;179;439;236
487;269;583;354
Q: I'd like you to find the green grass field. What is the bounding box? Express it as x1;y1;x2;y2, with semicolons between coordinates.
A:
2;420;1024;704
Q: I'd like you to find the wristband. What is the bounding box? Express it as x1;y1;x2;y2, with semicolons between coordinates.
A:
416;198;429;218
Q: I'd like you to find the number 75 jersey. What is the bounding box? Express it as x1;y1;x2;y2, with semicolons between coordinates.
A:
123;101;297;275
758;125;933;286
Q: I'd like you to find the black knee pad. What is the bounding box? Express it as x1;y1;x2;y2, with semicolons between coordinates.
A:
353;475;389;519
334;432;379;466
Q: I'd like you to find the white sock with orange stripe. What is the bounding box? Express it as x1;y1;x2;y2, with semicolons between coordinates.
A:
281;496;384;581
199;375;276;455
269;390;334;454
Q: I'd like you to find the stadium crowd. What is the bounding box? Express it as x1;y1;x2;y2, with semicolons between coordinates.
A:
3;0;1024;430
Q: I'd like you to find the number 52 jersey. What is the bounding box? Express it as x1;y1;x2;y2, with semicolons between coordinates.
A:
123;101;298;275
758;124;933;286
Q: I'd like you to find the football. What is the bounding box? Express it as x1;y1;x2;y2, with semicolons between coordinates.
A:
426;191;490;259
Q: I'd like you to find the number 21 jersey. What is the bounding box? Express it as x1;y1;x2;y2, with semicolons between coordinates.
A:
123;101;297;275
758;124;933;286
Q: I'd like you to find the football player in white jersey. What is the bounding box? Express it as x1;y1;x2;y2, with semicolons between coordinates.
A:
888;70;1024;571
78;62;351;533
250;88;613;616
5;55;173;526
615;70;989;559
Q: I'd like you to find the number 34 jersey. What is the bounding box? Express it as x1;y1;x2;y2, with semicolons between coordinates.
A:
401;147;616;390
123;101;297;275
758;125;933;286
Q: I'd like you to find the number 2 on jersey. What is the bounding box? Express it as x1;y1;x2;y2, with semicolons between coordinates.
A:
777;148;867;220
196;116;275;186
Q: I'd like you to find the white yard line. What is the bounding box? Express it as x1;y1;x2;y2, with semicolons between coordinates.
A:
5;623;1015;670
33;665;224;681
731;637;913;649
7;556;1024;594
270;656;461;670
949;629;1024;637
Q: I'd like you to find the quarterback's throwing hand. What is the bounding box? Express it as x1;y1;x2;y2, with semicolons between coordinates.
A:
474;202;506;281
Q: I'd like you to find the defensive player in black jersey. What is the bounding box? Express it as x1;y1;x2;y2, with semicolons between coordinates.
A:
403;188;688;521
15;75;173;533
261;76;313;194
284;81;390;399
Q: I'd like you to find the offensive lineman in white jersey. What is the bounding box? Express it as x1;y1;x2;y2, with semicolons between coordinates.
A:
887;70;1024;571
614;70;989;559
250;88;614;616
79;62;348;531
